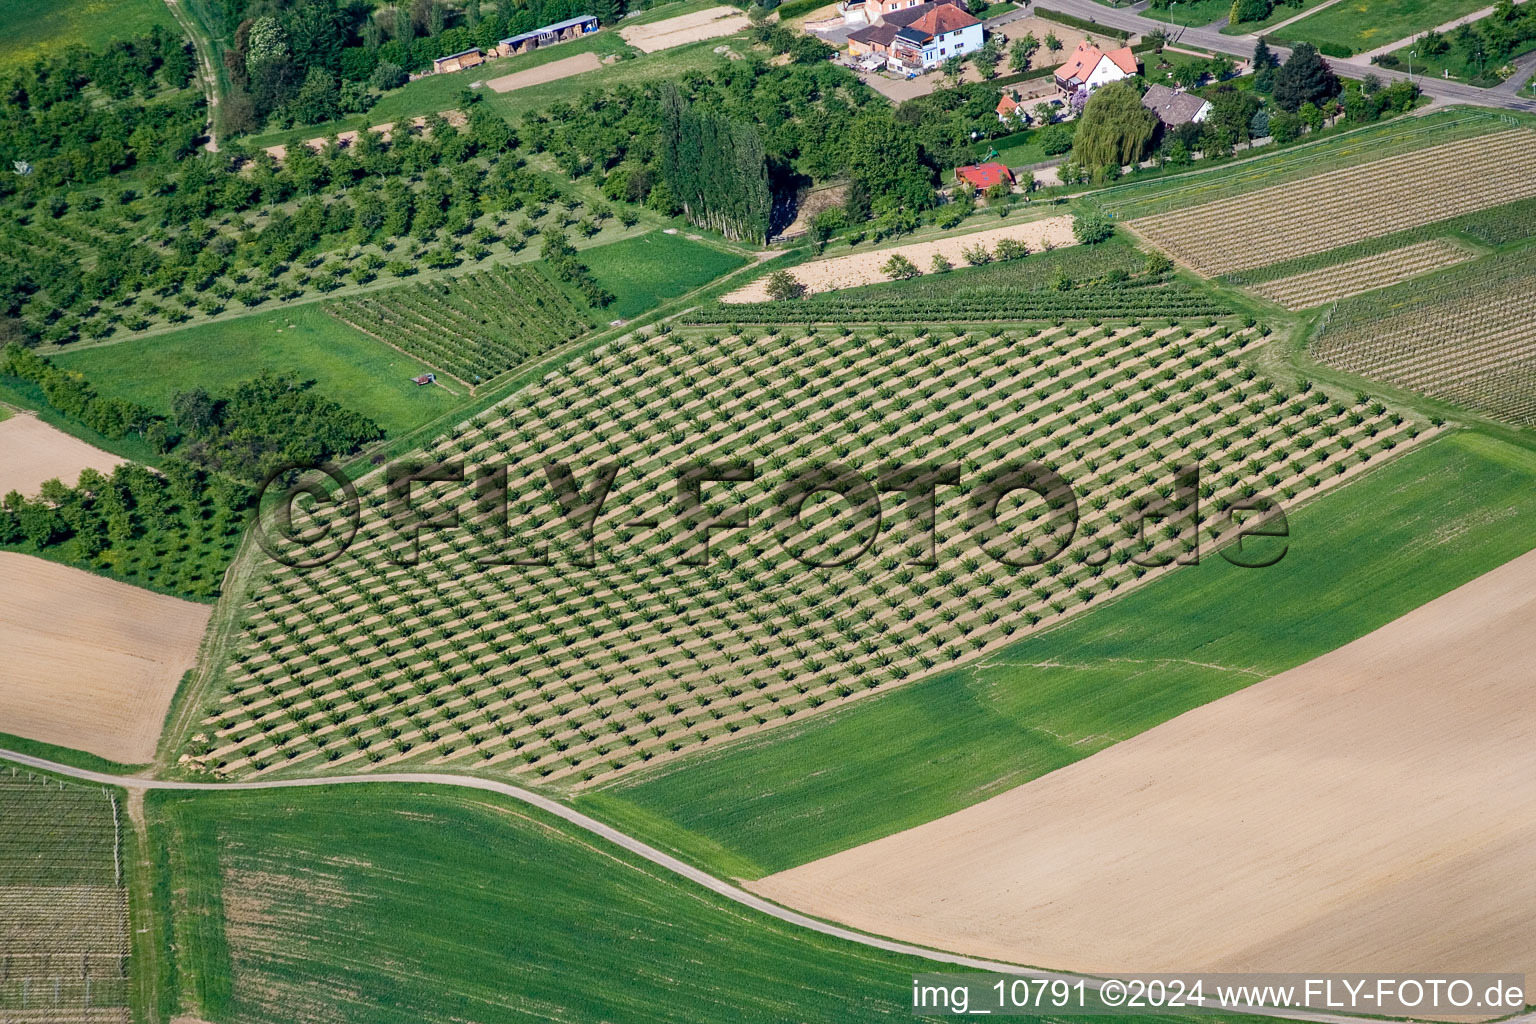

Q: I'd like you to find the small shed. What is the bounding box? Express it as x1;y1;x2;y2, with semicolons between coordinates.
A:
498;15;599;55
433;48;484;74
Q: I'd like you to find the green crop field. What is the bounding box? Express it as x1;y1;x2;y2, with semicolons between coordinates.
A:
0;0;177;69
53;306;461;439
145;783;1277;1024
584;232;748;319
588;431;1536;876
191;310;1429;785
0;764;130;1019
1270;0;1489;53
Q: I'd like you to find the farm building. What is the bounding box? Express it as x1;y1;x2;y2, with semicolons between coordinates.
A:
1140;84;1212;126
498;15;600;55
955;162;1014;190
432;47;484;74
1054;40;1137;95
848;2;980;73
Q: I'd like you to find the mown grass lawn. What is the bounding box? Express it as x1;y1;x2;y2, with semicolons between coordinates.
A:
1271;0;1489;54
1140;0;1234;27
53;305;460;438
584;232;748;318
0;0;177;69
587;431;1536;877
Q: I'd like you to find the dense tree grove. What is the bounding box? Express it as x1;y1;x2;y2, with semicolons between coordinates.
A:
659;88;772;244
215;0;631;132
3;346;381;481
0;28;204;191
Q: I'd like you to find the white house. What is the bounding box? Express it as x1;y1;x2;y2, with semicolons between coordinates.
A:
887;2;983;74
1053;40;1139;95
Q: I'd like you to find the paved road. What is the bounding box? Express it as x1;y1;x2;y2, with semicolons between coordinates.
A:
6;747;1535;1024
1038;0;1536;111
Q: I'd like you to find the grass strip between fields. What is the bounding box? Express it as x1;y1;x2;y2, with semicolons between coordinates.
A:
587;431;1536;877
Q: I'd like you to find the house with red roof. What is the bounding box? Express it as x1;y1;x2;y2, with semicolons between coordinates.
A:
880;2;983;73
996;91;1028;124
1053;40;1139;96
954;162;1014;191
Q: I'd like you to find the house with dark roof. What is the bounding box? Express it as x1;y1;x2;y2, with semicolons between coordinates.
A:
1053;40;1138;95
847;3;937;59
1139;84;1212;127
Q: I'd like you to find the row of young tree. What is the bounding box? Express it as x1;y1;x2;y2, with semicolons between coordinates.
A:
1;103;518;344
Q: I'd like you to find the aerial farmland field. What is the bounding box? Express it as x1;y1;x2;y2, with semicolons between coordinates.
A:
2;3;1535;1019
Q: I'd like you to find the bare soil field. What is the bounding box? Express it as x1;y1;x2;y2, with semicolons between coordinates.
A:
751;547;1536;978
484;52;604;93
619;6;750;51
721;217;1077;302
0;413;125;497
0;553;211;763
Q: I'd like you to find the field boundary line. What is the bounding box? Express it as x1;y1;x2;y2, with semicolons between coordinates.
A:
5;747;1531;1024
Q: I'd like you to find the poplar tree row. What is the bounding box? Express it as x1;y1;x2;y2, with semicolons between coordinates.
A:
659;87;771;245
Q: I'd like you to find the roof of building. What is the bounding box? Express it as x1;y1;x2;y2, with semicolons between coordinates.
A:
955;162;1014;188
903;1;980;39
997;93;1021;116
1055;40;1138;82
435;47;483;61
848;1;934;45
500;14;597;45
1140;83;1211;125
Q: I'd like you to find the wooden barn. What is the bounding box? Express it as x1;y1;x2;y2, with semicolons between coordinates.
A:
432;47;484;74
497;15;599;55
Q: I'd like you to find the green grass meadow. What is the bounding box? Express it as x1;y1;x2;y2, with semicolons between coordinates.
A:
1271;0;1489;53
586;431;1536;877
0;0;177;69
585;232;748;318
146;785;962;1023
146;784;1281;1024
54;305;461;438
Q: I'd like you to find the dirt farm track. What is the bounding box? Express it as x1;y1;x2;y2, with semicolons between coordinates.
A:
0;552;211;763
750;547;1536;980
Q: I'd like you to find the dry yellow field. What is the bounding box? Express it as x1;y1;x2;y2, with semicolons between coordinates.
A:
751;548;1536;976
619;6;750;52
0;553;211;763
0;413;125;496
721;218;1077;302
